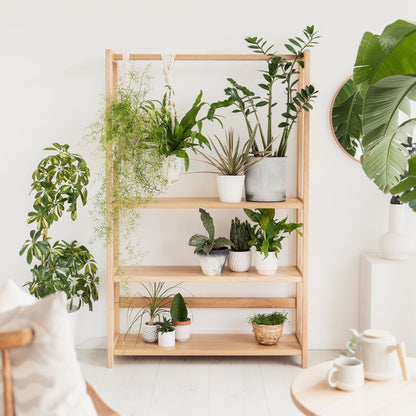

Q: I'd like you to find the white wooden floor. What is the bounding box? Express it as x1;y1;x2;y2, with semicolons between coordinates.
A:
78;349;338;416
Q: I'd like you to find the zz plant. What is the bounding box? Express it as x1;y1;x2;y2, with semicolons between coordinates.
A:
20;143;99;311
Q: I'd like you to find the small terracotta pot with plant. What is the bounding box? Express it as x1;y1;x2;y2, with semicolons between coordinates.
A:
170;293;191;341
248;311;288;345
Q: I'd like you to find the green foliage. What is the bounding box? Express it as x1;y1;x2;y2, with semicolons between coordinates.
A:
331;79;363;157
124;282;181;341
211;27;319;157
247;311;288;326
142;91;218;171
157;316;175;333
196;128;265;175
188;209;234;255
19;143;99;311
170;293;188;322
244;208;302;258
346;20;416;200
229;217;252;252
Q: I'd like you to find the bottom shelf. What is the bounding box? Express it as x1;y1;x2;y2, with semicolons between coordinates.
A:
114;333;301;356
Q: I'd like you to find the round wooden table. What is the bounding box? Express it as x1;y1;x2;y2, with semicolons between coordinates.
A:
291;357;416;416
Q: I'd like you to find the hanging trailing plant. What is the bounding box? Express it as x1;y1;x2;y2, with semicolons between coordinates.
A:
19;143;99;311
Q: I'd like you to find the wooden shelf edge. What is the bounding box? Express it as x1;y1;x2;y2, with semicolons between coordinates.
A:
114;333;302;356
113;265;302;283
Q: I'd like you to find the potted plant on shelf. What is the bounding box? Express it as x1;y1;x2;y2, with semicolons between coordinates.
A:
170;293;191;341
244;208;302;275
157;316;176;347
248;311;288;345
210;27;319;201
195;128;263;202
228;218;252;272
189;209;234;276
19;143;99;312
125;282;181;343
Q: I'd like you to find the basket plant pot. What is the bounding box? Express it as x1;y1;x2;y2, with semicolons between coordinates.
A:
143;322;159;343
216;175;245;203
158;330;176;347
228;250;251;272
173;318;191;341
197;248;229;276
245;156;288;202
252;323;284;345
254;251;278;275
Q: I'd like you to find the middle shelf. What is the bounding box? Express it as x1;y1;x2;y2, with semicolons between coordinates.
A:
113;265;302;283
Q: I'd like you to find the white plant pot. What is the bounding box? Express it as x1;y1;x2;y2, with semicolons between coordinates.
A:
254;251;279;275
379;203;411;260
197;248;229;276
143;322;158;343
216;175;245;203
228;250;252;272
173;318;191;341
67;308;79;344
158;330;176;347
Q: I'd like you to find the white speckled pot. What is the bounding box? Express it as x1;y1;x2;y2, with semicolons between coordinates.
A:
143;322;158;343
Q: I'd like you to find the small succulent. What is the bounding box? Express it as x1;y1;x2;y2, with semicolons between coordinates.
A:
157;316;175;334
189;209;234;255
230;218;252;252
170;293;188;322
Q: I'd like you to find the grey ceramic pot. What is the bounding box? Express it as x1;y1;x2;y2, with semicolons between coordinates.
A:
245;156;288;202
197;248;229;276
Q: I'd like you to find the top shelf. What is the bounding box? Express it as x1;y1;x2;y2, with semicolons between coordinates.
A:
124;197;303;209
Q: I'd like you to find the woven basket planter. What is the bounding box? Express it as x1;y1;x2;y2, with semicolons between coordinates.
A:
252;323;284;345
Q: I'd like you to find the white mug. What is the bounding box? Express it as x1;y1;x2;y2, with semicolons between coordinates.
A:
327;357;364;391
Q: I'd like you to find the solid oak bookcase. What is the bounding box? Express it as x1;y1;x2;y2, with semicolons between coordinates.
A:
105;49;310;368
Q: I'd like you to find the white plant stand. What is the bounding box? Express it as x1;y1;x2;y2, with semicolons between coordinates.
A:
360;252;416;355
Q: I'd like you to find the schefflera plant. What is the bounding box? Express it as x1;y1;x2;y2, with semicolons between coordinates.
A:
188;209;233;276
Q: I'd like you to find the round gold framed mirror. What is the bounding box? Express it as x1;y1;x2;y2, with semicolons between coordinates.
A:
329;76;363;162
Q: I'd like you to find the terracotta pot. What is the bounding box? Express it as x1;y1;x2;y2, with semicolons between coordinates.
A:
173;318;191;341
252;323;284;345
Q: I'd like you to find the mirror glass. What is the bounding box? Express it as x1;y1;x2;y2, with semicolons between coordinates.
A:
330;77;363;161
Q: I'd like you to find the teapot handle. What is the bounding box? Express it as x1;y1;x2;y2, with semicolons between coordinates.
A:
396;343;408;381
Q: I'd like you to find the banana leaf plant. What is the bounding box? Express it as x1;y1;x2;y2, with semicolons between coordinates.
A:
346;20;416;208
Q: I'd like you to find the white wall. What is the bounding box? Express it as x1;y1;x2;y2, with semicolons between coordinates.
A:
2;0;416;349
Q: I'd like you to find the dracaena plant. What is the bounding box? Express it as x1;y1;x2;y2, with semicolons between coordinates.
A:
189;209;234;255
19;143;99;311
244;208;302;258
196;127;265;175
210;27;319;157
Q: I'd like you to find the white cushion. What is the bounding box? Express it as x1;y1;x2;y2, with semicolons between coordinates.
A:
0;292;97;416
0;279;35;313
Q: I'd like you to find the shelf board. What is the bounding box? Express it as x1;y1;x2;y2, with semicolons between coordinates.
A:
124;196;303;209
113;265;302;283
114;333;302;356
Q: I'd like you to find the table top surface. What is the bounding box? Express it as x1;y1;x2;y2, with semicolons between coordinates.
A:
291;357;416;416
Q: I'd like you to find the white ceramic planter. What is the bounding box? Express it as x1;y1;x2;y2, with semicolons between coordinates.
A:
173;318;191;341
197;248;229;276
254;251;279;275
379;203;411;260
158;330;176;347
228;250;252;272
216;175;245;203
143;322;158;343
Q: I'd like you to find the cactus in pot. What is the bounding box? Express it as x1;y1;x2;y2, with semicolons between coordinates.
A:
228;218;252;272
170;293;191;341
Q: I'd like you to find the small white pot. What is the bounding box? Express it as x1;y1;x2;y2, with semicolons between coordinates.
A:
228;250;252;272
379;203;411;260
254;251;279;275
143;322;158;343
158;330;176;347
216;175;245;203
173;318;191;341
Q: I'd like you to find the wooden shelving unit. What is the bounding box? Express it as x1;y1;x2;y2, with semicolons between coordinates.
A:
105;50;310;368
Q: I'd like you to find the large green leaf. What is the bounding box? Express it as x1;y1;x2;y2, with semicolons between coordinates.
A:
353;20;416;94
331;79;363;157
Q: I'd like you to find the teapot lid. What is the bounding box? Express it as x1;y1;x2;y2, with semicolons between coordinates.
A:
364;329;391;339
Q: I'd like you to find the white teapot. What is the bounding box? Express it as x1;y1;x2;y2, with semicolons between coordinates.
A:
350;329;407;380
